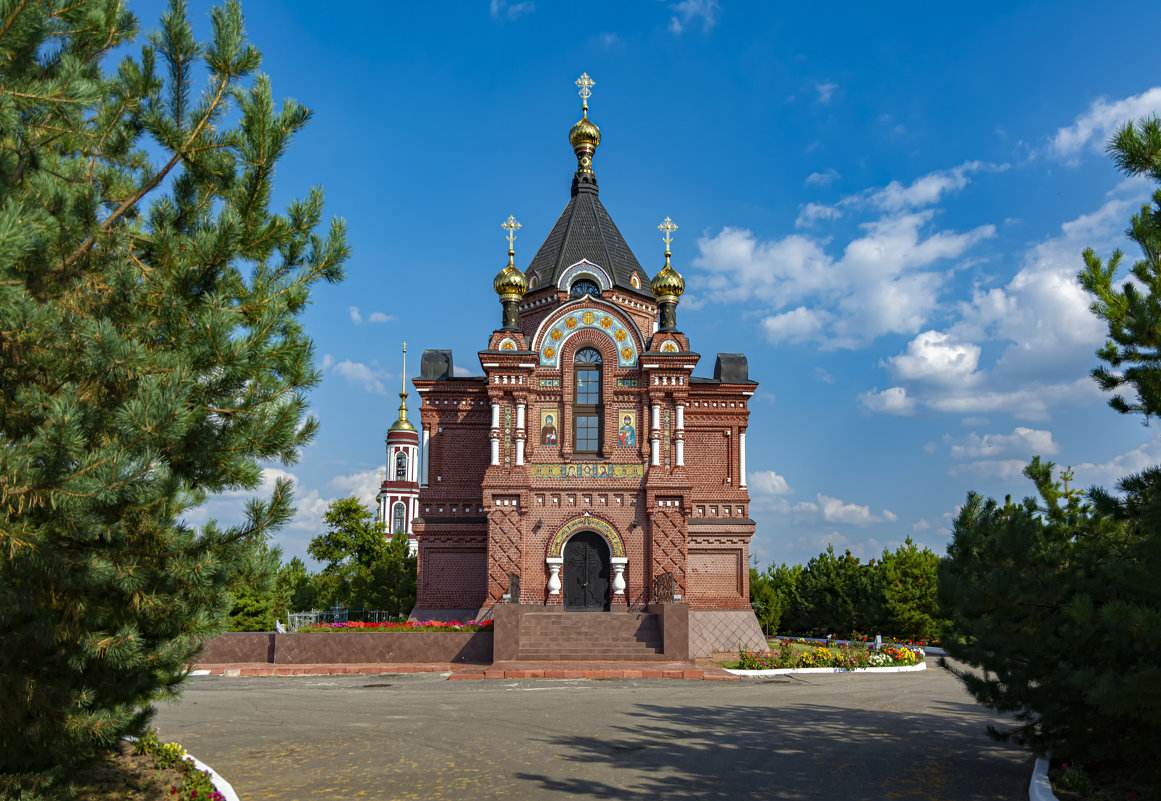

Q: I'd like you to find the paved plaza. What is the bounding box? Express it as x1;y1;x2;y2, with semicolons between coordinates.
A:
154;662;1030;800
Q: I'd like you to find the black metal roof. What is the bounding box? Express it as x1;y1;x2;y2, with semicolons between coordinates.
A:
525;179;648;295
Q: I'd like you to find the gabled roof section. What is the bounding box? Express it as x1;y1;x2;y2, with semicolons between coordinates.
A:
525;184;648;295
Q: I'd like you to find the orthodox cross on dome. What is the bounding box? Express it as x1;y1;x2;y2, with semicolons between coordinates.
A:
400;342;407;396
502;215;521;254
658;216;678;255
575;72;595;113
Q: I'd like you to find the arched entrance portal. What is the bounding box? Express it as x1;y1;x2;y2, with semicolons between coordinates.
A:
563;531;610;611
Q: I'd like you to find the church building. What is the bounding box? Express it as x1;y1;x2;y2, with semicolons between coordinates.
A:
402;75;766;657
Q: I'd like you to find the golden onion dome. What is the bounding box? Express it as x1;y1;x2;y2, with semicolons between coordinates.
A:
651;258;685;301
569;111;602;150
493;251;529;301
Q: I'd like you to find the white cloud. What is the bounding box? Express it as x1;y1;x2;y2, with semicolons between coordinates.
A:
332;359;390;395
1073;435;1161;485
818;493;895;526
368;312;394;323
884;331;981;385
859;386;915;416
816;82;838;104
350;306;392;325
668;0;719;34
796;202;842;227
490;0;535;20
949;459;1029;482
761;307;830;344
814;367;835;384
911;519;931;532
869;162;1003;212
599;32;622;49
1050;86;1161;160
805;168;840;188
749;470;793;496
327;469;384;503
946;427;1059;459
348;306;362;324
452;365;479;377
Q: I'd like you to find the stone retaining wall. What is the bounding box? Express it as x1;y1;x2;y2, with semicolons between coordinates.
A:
197;631;493;665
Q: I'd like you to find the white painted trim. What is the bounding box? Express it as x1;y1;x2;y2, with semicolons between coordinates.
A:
186;751;242;801
1029;756;1059;801
726;662;927;676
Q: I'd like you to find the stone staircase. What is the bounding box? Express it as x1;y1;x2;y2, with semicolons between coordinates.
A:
515;611;666;661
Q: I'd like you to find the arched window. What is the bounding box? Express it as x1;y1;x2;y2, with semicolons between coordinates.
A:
392;502;406;534
570;279;601;298
573;348;602;454
395;452;407;480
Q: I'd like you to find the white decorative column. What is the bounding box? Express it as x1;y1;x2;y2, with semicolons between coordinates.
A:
515;402;526;465
421;427;430;486
490;402;500;466
739;429;747;488
610;557;628;596
546;557;563;595
651;403;661;467
675;404;685;467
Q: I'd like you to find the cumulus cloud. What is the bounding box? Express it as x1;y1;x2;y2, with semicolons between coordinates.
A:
946;427;1059;460
668;0;719;34
864;178;1149;419
805;168;840;188
1073;435;1161;486
1050;86;1161;160
818;494;895;525
350;306;393;325
332;359;390;395
348;306;362;324
749;470;794;496
816;82;838;104
859;386;915;416
695;164;999;348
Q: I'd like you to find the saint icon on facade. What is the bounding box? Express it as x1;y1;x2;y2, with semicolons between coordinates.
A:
618;412;637;447
541;412;558;445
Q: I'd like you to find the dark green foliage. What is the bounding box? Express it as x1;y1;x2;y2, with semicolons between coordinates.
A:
939;460;1161;784
226;548;319;630
940;115;1161;790
877;537;941;641
0;0;346;775
308;498;417;617
797;546;879;634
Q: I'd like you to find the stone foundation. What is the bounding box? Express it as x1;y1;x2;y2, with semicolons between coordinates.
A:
688;609;766;658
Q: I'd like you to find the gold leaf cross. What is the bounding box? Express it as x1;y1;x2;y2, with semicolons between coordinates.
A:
658;216;678;252
575;72;595;112
502;215;521;251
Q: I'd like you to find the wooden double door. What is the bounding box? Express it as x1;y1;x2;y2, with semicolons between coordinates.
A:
563;531;610;611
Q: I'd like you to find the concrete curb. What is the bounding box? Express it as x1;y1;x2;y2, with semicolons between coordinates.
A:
123;737;239;801
1029;756;1058;801
726;662;927;677
186;750;242;801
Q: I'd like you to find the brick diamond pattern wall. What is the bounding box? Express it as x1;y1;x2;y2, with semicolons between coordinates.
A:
689;609;767;658
650;506;687;595
487;507;522;604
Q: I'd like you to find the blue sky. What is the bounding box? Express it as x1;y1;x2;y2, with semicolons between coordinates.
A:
167;0;1161;569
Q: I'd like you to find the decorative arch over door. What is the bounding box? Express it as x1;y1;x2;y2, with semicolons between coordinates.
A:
548;516;625;558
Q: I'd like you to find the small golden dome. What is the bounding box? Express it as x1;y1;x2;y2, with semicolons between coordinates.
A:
651;258;685;301
569;112;601;150
494;251;528;301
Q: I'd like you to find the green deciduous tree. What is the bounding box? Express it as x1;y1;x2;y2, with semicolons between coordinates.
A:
0;0;346;776
308;497;416;617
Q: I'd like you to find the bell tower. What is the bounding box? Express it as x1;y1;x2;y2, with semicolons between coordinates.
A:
377;343;421;555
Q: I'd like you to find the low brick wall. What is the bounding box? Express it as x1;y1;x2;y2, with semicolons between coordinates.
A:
196;631;493;665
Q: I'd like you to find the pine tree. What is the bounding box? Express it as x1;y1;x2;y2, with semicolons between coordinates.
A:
0;0;347;775
876;537;941;641
941;114;1161;789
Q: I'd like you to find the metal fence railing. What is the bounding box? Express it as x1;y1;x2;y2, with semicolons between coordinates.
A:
285;607;408;632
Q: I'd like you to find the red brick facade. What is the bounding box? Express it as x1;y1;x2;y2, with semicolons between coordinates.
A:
408;99;761;643
411;286;759;618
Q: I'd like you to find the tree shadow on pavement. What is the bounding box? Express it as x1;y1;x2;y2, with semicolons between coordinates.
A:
515;695;1030;801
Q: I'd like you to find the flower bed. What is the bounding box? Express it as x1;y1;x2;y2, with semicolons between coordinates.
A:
297;619;492;633
736;639;922;671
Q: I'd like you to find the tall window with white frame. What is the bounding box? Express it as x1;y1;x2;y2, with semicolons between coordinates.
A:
573;347;602;454
392;502;406;534
395;451;407;480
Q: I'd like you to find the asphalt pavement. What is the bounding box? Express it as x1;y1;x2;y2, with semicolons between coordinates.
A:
153;661;1031;800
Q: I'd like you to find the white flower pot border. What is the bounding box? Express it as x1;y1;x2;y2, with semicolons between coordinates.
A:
123;738;240;801
726;662;927;676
